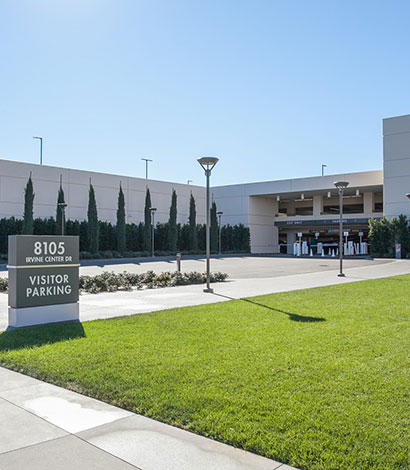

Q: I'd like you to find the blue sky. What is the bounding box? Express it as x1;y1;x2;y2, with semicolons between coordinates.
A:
1;0;410;186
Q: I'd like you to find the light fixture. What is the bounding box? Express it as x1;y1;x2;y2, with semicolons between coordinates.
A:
141;158;153;179
197;156;219;292
33;136;43;165
334;181;349;276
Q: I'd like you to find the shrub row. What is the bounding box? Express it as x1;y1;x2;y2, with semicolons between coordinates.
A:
0;217;250;256
0;270;228;294
369;215;410;258
78;270;229;293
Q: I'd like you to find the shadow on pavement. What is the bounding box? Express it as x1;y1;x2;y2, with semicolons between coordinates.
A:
0;321;85;351
212;292;325;323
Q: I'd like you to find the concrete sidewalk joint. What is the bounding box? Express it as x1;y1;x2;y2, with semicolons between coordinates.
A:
0;367;296;470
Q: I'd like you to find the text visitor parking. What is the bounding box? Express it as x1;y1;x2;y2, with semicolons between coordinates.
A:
26;273;72;298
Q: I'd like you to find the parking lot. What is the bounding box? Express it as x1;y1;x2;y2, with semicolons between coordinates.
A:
78;255;392;279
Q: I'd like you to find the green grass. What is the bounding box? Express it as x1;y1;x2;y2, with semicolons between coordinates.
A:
1;276;410;470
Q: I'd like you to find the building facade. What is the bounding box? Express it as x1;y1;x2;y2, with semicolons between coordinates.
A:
1;113;410;254
0;159;206;227
212;170;383;254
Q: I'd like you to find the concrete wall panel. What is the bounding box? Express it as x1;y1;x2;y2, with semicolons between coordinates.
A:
383;178;410;212
384;158;410;178
0;202;24;218
383;115;410;218
0;177;26;204
383;114;410;135
383;133;410;161
0;159;207;225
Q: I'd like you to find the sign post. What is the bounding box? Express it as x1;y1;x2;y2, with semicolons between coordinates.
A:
8;235;80;328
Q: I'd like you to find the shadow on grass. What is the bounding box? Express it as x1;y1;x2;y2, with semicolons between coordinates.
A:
212;292;325;323
0;321;85;351
241;299;326;322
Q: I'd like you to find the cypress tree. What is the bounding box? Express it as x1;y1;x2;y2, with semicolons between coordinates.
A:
197;223;206;251
79;220;88;252
56;183;65;235
144;187;152;252
137;222;145;251
188;193;198;251
22;176;34;234
116;184;126;253
210;201;218;252
87;183;99;253
167;189;177;252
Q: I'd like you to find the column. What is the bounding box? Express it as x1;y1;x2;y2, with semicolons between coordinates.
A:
313;195;323;216
287;231;296;255
363;192;374;214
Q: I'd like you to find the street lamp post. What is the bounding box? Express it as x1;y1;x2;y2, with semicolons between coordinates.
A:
334;181;349;277
150;207;157;257
33;136;43;165
198;156;219;293
58;202;67;235
142;158;153;179
217;211;223;255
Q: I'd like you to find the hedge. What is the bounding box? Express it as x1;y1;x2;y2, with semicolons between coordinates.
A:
0;217;250;257
369;215;410;258
0;270;228;294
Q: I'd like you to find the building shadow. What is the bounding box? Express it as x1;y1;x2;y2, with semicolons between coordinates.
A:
212;292;325;323
0;321;85;352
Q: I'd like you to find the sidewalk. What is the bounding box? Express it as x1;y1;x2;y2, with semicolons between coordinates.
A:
0;367;295;470
77;258;410;323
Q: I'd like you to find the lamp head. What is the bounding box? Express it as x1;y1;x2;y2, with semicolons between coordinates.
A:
150;207;157;212
333;181;349;189
406;193;410;200
217;211;223;215
197;156;219;172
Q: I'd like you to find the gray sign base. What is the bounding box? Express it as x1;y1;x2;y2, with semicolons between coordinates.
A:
8;302;79;328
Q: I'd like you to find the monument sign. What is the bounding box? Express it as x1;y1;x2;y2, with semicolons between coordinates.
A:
8;235;80;328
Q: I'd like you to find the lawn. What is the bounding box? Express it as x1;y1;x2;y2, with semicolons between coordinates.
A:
0;276;409;470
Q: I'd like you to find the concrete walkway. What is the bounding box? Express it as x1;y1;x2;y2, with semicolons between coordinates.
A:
78;258;410;322
0;367;295;470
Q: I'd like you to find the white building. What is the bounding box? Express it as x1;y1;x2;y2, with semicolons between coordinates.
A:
0;159;206;226
1;113;410;254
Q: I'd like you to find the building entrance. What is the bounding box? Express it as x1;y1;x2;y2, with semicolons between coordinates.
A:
279;227;369;256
